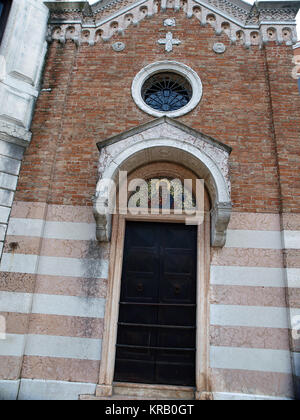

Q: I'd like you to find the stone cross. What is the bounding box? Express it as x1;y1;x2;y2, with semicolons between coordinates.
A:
158;32;181;52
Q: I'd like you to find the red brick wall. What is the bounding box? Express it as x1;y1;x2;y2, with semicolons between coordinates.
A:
294;44;300;96
15;11;300;213
265;44;300;213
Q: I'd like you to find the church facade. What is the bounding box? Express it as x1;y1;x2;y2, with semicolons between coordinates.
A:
0;0;300;400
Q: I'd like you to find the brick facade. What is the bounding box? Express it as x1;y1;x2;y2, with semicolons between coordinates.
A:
16;12;300;213
0;0;299;400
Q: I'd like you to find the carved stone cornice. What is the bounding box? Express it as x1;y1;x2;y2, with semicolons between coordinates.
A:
46;0;300;22
92;0;130;13
44;1;88;12
45;0;300;48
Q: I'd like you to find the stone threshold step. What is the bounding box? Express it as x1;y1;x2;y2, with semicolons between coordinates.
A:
79;395;175;400
112;382;195;400
79;382;196;400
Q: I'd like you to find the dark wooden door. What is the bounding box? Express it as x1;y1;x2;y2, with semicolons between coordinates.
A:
114;221;197;386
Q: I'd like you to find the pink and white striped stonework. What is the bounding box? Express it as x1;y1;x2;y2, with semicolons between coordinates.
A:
0;202;108;399
0;202;299;400
211;212;300;400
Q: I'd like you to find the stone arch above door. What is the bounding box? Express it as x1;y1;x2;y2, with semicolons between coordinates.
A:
93;117;232;247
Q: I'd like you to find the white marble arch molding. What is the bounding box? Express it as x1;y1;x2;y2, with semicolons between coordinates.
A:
93;117;232;247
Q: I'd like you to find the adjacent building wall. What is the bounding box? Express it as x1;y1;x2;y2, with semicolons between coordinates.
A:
0;0;49;399
0;0;49;257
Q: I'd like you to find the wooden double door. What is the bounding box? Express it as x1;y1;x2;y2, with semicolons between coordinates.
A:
114;221;197;387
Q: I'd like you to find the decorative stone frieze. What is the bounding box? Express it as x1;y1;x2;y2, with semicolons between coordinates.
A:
46;0;299;49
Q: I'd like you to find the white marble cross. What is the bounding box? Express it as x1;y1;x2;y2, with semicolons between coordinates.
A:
158;32;181;52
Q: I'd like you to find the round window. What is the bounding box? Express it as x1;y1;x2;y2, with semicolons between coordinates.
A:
131;61;203;118
141;72;192;112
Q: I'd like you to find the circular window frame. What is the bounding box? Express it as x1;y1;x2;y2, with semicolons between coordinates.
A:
131;61;203;118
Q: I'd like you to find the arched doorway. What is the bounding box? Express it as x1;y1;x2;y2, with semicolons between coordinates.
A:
93;118;232;399
97;162;211;399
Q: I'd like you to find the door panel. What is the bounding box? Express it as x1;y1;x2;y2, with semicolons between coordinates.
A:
122;272;158;303
114;221;197;386
157;306;196;327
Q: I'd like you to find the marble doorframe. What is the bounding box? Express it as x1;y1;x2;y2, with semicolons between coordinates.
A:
96;163;211;400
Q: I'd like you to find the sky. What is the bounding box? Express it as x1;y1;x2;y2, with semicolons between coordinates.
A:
89;0;300;40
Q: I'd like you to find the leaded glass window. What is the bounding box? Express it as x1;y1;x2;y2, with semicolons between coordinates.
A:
141;72;192;112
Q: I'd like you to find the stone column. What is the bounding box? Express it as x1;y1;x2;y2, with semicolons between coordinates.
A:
0;0;49;261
